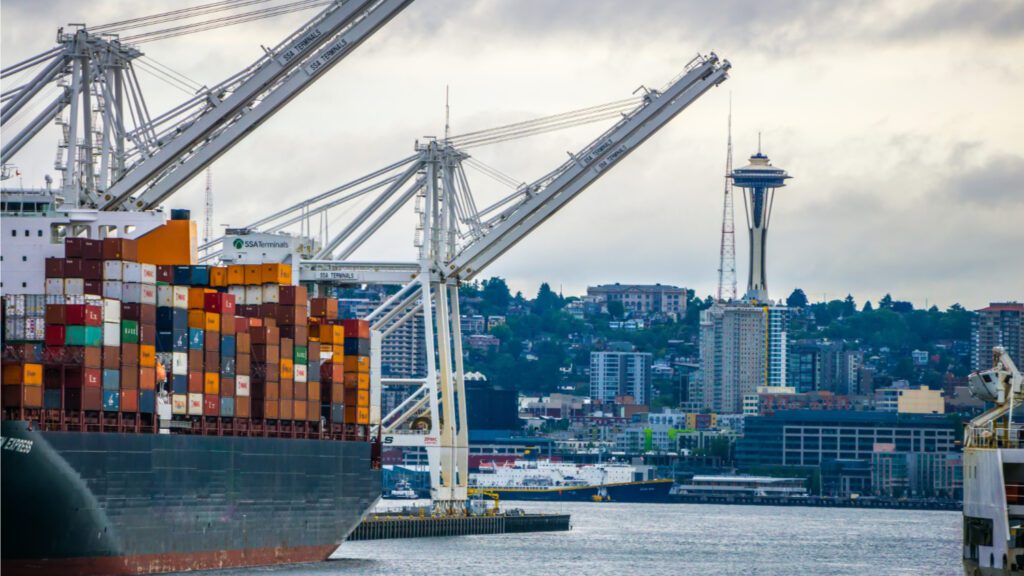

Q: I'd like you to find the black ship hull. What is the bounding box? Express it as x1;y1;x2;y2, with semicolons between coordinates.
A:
0;420;381;575
485;480;674;503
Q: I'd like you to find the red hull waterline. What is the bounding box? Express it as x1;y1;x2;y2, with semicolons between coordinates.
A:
2;543;339;576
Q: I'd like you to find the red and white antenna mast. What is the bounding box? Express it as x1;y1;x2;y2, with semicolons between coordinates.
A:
717;96;737;302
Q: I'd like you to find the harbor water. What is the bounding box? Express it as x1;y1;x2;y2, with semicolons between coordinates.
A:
194;500;961;575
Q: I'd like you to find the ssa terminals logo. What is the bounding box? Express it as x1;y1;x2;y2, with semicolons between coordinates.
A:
233;238;244;250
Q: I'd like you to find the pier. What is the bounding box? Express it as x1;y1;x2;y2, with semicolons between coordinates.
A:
347;510;572;541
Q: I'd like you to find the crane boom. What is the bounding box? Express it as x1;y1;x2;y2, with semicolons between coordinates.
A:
444;54;730;281
99;0;412;211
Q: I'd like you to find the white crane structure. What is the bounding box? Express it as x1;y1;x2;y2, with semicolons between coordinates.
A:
202;53;731;511
1;0;413;209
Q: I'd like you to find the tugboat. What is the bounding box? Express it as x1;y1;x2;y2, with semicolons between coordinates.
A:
963;346;1024;575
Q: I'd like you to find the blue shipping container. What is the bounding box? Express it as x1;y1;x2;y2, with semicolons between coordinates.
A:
44;389;61;409
221;335;236;357
189;328;204;349
139;390;156;414
172;374;188;395
190;266;210;286
220;357;236;378
157;307;189;332
173;265;192;286
220;397;235;417
102;369;120;390
103;390;120;412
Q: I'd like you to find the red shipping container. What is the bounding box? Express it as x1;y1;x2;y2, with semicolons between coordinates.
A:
138;323;157;346
236;354;250;376
43;366;62;389
280;325;308;344
63;258;83;277
342;319;370;340
310;297;338;319
66;305;103;326
102;238;138;261
140;367;156;390
251;326;279;345
220;313;235;336
45;257;65;278
65;238;86;258
121;389;139;412
156;265;172;283
187;349;203;368
295;380;307;401
83;280;103;297
280;338;293;360
121;368;139;389
307;400;318;422
45;304;66;325
279;285;307;306
258;303;279;320
2;385;43;409
83;368;101;388
121;343;139;366
277;305;307;327
280;381;294;401
236;332;251;351
204;394;220;416
82;260;102;280
45;325;66;347
81;238;103;260
84;347;102;369
65;387;102;411
103;346;120;368
234;317;249;334
235;396;251;418
204;335;220;353
188;372;203;394
221;377;235;398
204;292;236;315
204;352;220;372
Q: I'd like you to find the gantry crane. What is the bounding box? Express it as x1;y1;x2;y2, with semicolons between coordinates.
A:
205;53;731;512
1;0;413;210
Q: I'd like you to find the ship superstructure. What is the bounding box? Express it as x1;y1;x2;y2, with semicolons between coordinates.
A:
470;459;672;503
963;347;1024;575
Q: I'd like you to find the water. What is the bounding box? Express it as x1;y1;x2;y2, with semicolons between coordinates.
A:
207;501;962;575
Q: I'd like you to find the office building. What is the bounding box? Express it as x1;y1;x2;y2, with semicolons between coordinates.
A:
586;283;687;319
972;302;1024;370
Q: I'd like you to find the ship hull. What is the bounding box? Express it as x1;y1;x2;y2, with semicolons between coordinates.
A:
484;480;673;503
1;420;381;575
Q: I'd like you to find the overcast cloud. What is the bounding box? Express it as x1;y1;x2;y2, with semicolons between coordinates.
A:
2;0;1022;309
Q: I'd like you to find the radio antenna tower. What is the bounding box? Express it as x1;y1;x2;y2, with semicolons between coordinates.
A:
203;168;213;247
716;96;737;302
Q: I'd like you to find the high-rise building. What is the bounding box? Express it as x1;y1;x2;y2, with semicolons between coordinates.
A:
972;302;1024;370
699;303;787;413
590;351;653;405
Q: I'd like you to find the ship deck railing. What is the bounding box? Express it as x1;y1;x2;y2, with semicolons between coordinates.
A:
966;423;1024;449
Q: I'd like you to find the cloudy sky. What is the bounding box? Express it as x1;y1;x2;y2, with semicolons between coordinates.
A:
3;0;1022;309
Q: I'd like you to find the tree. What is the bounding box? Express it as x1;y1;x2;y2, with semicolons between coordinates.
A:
607;300;625;319
842;294;856;317
533;282;562;315
480;277;511;314
879;294;894;310
863;300;874;312
786;288;808;308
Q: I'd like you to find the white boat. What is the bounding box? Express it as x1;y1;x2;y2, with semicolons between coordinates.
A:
386;479;419;500
963;347;1024;575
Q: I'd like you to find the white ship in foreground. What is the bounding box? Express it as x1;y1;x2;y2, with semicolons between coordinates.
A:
964;347;1024;575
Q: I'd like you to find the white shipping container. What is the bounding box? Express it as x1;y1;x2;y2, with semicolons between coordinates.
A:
102;299;121;323
64;295;86;305
294;364;307;383
172;352;188;375
103;279;123;300
64;278;85;295
4;318;22;340
122;262;142;283
6;295;25;316
262;284;280;304
173;286;189;309
46;294;66;305
227;285;246;303
140;264;157;285
140;284;156;305
235;375;250;397
45;278;64;296
26;295;46;317
103;322;121;347
103;260;123;281
25;317;46;340
122;283;143;303
244;285;263;306
157;285;175;307
172;394;188;415
83;294;103;307
188;393;204;416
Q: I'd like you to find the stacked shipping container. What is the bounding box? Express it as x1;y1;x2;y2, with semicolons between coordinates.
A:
2;232;374;437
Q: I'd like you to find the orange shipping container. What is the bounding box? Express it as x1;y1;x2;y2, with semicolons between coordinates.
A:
187;310;206;330
293;399;307;421
307;400;318;422
227;265;245;285
204;372;220;395
345;406;370;425
3;363;43;386
3;385;43;408
244;265;262;286
139;367;156;390
204;312;220;333
209;267;227;287
343;372;370;390
188;287;210;310
280;358;294;380
307;381;320;402
343;355;370;374
261;263;291;285
279;398;293;420
263;399;279;419
139;345;156;367
136;219;197;266
319;325;344;344
344;387;370;407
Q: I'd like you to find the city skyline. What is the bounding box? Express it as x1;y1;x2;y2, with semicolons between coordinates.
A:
3;0;1022;309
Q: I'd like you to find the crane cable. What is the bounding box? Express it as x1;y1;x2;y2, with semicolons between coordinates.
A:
92;0;278;33
120;0;332;44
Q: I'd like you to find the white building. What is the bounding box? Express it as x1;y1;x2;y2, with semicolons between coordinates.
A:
590;351;653;405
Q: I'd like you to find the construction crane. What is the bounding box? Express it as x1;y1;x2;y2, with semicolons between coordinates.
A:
0;0;414;210
716;97;737;303
207;53;731;512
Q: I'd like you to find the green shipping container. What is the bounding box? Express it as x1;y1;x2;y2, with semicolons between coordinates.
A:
294;346;308;365
121;320;139;343
65;325;103;347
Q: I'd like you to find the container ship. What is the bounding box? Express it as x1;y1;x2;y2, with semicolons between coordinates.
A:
470;459;673;503
1;196;381;575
